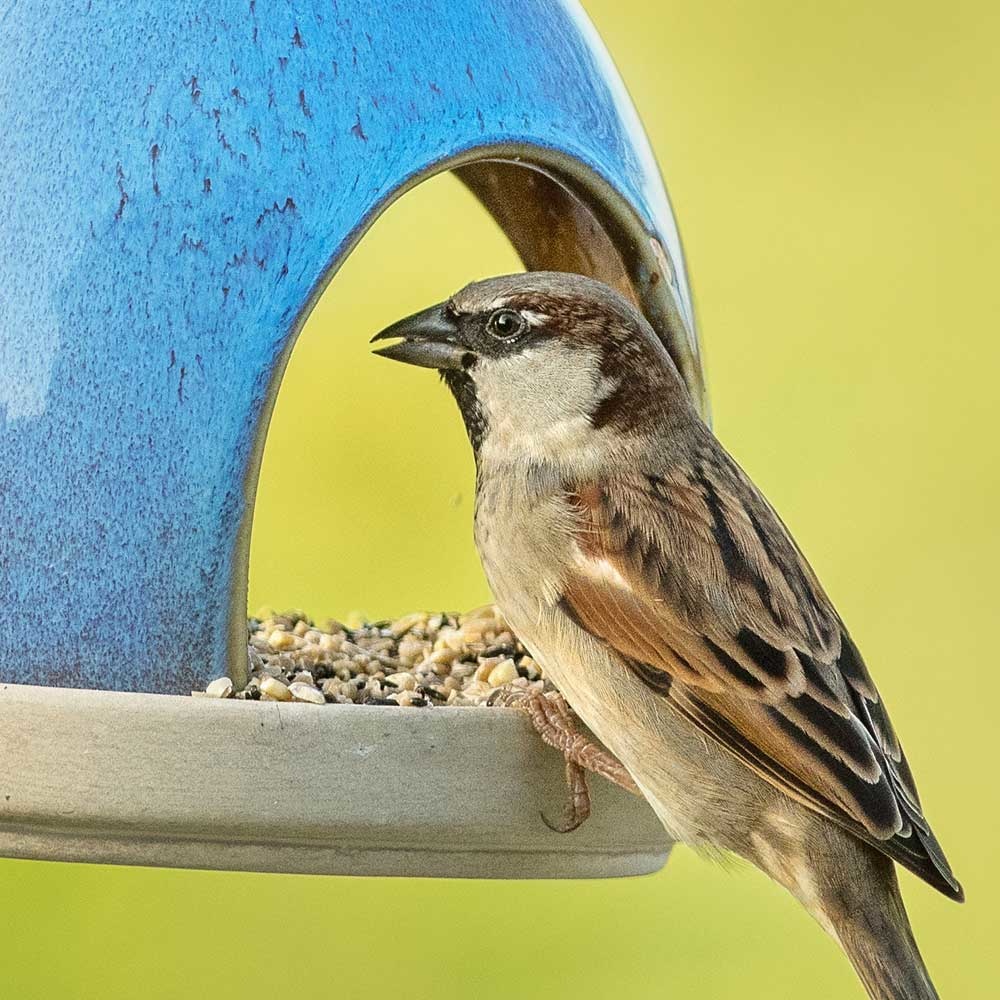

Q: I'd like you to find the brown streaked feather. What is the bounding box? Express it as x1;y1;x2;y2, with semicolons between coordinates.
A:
562;447;963;900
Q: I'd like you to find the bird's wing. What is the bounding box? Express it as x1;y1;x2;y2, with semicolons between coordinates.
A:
560;450;962;899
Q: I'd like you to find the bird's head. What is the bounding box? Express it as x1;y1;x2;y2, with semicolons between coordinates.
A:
371;271;691;464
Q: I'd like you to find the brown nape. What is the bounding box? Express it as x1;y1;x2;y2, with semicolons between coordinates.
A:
588;313;687;435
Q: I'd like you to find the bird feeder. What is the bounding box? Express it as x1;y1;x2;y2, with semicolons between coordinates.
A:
0;0;705;877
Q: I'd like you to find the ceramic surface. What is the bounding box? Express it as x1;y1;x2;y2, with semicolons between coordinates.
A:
0;1;699;691
0;684;671;877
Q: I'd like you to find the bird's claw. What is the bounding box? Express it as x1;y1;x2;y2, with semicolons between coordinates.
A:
540;760;591;833
491;686;638;832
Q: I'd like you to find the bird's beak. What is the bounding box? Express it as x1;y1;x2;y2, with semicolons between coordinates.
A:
370;303;468;371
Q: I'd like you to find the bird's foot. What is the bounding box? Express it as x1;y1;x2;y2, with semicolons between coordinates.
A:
489;687;640;832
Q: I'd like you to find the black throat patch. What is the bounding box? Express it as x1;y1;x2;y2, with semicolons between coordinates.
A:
441;369;488;457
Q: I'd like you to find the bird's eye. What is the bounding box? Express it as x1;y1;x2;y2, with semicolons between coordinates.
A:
486;308;527;340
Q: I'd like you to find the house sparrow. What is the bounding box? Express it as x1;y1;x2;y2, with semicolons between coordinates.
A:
372;271;962;1000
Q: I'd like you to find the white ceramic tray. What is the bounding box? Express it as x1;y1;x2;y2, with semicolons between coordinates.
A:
0;683;671;878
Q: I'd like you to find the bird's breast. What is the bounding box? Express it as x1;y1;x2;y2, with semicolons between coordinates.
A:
473;464;578;619
473;470;647;768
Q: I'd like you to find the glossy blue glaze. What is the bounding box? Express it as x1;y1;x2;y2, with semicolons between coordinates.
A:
0;0;698;692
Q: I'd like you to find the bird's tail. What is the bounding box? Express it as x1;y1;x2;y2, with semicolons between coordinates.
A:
763;825;943;1000
826;877;939;1000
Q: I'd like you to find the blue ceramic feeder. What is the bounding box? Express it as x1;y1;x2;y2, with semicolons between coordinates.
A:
0;0;705;695
0;0;701;877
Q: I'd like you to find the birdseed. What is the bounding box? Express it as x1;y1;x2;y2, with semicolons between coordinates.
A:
195;605;552;708
204;676;234;699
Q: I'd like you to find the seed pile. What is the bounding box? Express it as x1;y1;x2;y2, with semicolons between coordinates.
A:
195;605;551;707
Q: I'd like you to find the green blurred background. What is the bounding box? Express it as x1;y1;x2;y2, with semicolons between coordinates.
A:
4;1;997;996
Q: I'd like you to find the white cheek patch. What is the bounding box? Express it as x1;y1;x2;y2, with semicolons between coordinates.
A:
473;341;606;465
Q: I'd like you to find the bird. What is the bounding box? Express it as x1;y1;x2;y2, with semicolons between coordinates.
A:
371;270;962;1000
